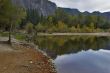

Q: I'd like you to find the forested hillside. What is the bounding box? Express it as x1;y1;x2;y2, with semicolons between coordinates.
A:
25;8;110;33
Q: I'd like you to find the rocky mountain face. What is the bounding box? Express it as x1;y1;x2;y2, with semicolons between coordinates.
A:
11;0;110;18
12;0;57;16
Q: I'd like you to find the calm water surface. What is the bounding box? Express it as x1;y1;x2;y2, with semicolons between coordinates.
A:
36;36;110;73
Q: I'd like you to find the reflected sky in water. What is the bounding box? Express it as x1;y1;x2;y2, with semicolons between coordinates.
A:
54;50;110;73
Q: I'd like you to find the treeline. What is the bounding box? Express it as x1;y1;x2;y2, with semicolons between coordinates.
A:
1;0;110;34
23;8;110;33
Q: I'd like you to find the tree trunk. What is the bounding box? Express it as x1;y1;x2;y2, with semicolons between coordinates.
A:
8;29;11;43
8;23;13;44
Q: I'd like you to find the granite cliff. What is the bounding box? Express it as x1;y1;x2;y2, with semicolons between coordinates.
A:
12;0;57;16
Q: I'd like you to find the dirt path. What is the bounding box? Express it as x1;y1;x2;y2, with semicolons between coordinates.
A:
0;37;56;73
0;44;14;52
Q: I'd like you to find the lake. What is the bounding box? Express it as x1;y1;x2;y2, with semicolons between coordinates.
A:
36;35;110;73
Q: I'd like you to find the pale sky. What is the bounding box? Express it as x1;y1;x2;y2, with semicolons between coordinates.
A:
49;0;110;12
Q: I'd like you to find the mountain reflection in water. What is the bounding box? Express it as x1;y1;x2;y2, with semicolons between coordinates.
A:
54;49;110;73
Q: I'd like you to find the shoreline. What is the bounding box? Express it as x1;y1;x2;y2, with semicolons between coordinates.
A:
38;32;110;36
0;37;57;73
12;42;57;73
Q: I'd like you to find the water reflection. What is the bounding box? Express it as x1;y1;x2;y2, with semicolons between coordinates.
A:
54;50;110;73
36;36;110;73
36;36;110;58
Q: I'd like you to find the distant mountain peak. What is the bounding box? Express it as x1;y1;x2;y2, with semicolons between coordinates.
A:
59;7;110;20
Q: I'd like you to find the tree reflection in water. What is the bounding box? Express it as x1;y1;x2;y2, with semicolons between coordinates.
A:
35;36;110;58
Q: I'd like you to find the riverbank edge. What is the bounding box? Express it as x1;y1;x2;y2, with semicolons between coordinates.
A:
38;32;110;36
11;40;57;73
